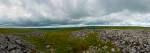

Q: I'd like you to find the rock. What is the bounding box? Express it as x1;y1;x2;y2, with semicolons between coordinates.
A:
15;40;26;47
0;34;43;53
111;48;115;52
70;29;94;38
18;32;45;37
129;48;136;53
97;29;150;53
10;49;22;53
70;29;150;53
46;45;51;49
8;44;20;51
88;46;100;53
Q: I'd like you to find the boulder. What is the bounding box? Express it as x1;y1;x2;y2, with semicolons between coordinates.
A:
0;34;42;53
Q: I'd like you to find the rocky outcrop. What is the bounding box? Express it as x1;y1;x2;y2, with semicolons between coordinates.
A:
18;32;45;37
98;29;150;53
0;34;42;53
70;29;150;53
70;29;94;39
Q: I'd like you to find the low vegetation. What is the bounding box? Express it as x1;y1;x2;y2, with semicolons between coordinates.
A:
1;26;149;53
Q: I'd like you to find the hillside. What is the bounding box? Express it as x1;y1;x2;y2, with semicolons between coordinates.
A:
0;26;150;53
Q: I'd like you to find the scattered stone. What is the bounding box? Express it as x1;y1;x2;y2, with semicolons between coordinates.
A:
18;32;45;37
87;46;100;53
46;45;51;49
70;29;94;39
97;29;150;53
111;48;115;52
70;29;150;53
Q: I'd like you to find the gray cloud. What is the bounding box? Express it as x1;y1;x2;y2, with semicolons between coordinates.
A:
0;0;150;27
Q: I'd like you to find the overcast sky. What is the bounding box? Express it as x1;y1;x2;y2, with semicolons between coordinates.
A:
0;0;150;27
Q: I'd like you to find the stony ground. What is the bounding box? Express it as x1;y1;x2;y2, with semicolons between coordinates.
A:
0;34;42;53
1;28;150;53
70;29;94;39
15;32;45;37
70;29;150;53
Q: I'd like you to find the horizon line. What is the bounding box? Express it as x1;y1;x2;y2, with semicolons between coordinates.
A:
0;25;148;28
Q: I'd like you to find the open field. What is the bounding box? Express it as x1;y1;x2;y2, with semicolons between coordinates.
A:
0;26;150;53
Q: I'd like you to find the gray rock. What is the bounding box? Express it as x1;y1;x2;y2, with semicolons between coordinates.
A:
70;29;150;53
10;49;22;53
46;45;51;49
18;32;45;37
0;34;43;53
8;44;20;51
15;40;26;47
129;48;136;53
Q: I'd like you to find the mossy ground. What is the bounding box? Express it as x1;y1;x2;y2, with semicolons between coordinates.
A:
1;26;148;53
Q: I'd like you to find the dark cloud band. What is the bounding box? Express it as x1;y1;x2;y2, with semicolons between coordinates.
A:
0;0;150;27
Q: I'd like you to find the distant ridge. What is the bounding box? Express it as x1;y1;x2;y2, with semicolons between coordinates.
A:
0;25;148;28
10;26;150;30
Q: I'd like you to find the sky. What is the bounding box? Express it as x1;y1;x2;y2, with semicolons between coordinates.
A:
0;0;150;27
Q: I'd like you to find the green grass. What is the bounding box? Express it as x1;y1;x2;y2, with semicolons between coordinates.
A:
1;26;149;53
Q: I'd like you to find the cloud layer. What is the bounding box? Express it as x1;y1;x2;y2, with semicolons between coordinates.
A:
0;0;150;27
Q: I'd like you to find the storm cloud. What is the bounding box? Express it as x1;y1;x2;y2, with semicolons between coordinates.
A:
0;0;150;27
